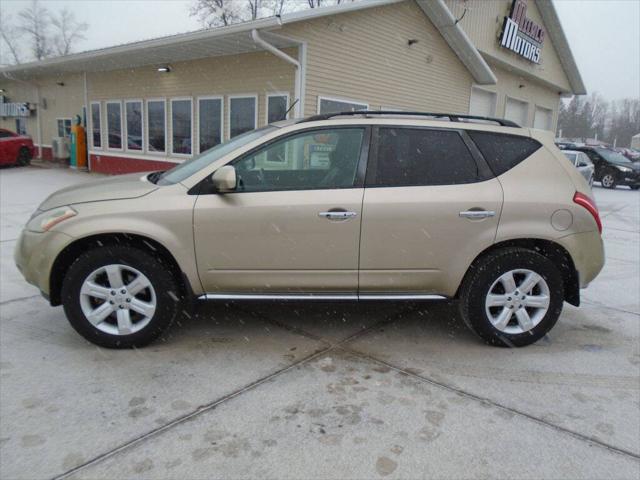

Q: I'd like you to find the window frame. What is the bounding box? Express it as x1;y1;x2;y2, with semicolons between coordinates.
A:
504;95;530;127
469;86;498;117
199;125;372;195
56;117;72;138
265;92;290;124
533;104;554;131
196;95;224;155
123;99;144;153
105;100;124;151
170;97;194;157
90;101;102;150
228;94;258;140
364;125;493;189
145;98;167;155
317;95;369;114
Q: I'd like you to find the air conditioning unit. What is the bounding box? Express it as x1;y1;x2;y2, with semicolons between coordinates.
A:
51;137;70;160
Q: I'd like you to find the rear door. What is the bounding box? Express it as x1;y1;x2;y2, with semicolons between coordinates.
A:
359;126;503;297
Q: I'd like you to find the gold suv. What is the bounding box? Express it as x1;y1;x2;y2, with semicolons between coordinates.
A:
15;112;605;348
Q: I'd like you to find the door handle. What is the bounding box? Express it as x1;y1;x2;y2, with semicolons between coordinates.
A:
318;211;358;220
459;210;496;219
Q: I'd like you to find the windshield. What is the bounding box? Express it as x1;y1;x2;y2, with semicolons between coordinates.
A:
597;148;632;164
156;126;278;185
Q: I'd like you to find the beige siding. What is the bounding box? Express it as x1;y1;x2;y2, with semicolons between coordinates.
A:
445;0;572;92
471;63;560;130
1;74;85;147
282;1;473;116
88;50;295;147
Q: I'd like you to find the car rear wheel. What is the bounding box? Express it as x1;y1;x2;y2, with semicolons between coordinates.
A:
459;247;564;347
17;147;31;166
630;186;639;190
600;172;617;189
61;246;180;348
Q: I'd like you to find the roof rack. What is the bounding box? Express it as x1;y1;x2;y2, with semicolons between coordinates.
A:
298;110;520;128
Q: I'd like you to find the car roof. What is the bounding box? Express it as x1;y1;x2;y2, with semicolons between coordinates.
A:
292;111;526;131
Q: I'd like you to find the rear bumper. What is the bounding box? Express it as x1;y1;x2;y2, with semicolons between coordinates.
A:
557;230;605;288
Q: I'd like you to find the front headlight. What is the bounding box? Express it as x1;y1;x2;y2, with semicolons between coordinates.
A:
27;206;77;233
616;165;632;172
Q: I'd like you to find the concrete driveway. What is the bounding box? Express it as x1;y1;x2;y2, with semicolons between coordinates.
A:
1;166;638;479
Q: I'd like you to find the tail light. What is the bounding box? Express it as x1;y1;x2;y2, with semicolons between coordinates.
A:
573;191;602;233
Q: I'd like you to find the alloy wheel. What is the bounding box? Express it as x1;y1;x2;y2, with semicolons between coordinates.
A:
484;269;550;334
601;174;615;188
79;264;156;335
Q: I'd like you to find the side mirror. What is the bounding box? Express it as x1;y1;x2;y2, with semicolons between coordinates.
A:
211;165;237;193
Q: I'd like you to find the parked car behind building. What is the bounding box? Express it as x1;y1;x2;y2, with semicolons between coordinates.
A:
573;146;640;190
0;128;34;166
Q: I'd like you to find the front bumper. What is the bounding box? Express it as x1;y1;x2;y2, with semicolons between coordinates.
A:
14;229;73;298
617;170;640;186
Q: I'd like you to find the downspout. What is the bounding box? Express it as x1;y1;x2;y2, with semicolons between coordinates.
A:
2;72;43;158
251;29;304;118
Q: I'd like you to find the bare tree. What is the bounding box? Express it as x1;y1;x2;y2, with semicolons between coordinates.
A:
0;14;23;65
51;8;88;56
190;0;243;27
18;0;52;61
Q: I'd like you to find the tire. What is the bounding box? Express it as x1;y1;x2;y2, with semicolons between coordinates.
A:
17;147;31;166
630;186;639;191
600;172;617;189
459;247;564;347
61;245;181;348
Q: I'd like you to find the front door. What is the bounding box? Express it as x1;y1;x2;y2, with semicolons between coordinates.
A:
359;126;503;296
193;126;369;294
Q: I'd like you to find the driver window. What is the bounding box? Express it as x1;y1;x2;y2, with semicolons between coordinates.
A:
232;128;364;192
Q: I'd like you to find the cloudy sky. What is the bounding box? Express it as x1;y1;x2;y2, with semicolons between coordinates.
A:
1;0;638;100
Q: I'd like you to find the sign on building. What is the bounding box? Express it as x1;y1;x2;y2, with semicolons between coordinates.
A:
0;102;31;117
499;0;545;64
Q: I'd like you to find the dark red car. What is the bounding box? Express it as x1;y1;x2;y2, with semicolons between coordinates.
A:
0;128;34;166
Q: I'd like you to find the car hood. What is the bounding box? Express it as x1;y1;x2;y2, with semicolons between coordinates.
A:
38;172;158;211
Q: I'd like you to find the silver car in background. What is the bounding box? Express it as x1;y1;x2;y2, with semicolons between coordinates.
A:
563;150;594;187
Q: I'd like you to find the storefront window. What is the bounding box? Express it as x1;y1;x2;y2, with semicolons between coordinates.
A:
147;100;166;153
198;97;222;153
57;118;72;138
91;102;101;148
106;102;122;149
125;100;143;151
318;97;368;115
229;96;257;138
171;98;192;155
267;94;288;123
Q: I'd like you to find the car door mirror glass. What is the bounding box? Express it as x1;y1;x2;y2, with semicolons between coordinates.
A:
211;165;237;192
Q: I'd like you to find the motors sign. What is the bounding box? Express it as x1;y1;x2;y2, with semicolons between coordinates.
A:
499;0;545;64
0;102;30;117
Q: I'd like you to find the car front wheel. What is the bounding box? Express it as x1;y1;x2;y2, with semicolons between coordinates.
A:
600;172;617;189
459;247;564;347
61;246;180;348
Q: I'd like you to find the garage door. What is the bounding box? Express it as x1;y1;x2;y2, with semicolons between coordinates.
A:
505;97;529;126
469;88;497;117
534;106;553;131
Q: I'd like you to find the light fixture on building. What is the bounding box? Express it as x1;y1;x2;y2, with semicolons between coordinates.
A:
0;88;5;93
157;66;171;73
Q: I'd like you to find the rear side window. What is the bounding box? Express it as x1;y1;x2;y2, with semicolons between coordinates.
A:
468;131;541;176
367;128;480;187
